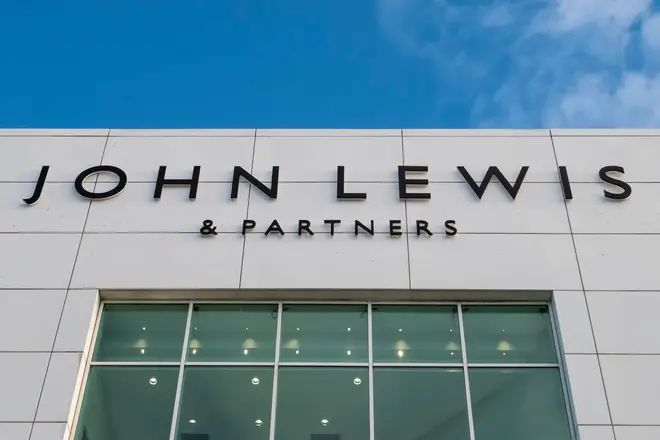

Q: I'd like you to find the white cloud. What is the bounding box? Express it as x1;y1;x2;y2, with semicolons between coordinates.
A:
377;0;660;127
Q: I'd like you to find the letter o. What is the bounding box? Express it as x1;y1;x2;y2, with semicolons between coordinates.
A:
74;166;128;200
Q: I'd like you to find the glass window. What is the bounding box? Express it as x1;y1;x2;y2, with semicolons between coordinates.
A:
74;366;179;440
75;302;575;440
275;367;370;440
462;305;557;363
374;368;470;440
372;305;461;363
187;305;278;362
469;368;572;440
176;367;274;440
93;304;188;362
279;305;368;362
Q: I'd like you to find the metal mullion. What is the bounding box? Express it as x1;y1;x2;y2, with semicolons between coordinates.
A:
550;299;579;440
277;362;369;367
467;363;560;368
68;297;105;440
184;362;275;367
368;302;375;440
373;362;463;368
168;302;194;440
101;300;191;304
268;302;283;440
458;304;476;440
89;361;181;366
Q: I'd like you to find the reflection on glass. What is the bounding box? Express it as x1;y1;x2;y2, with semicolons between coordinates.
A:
372;306;460;362
176;367;274;440
279;305;368;362
469;368;572;440
275;367;369;440
74;366;178;440
186;305;278;362
93;304;188;362
462;306;557;363
374;368;470;440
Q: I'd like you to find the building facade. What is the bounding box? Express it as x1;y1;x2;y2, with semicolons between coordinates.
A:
0;128;657;440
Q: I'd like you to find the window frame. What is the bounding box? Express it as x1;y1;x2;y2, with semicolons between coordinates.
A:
70;300;578;440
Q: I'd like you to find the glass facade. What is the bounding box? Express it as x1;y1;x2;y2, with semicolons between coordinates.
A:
73;303;574;440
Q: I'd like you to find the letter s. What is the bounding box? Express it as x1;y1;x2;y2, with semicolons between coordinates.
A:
599;166;631;200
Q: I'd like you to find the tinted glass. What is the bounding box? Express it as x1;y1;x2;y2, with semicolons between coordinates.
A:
275;367;369;440
279;305;368;362
469;368;572;440
176;367;274;440
187;305;278;361
372;306;461;363
462;306;557;363
93;304;188;362
74;366;178;440
374;368;470;440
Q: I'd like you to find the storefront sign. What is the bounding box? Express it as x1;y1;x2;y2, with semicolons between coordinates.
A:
19;164;632;237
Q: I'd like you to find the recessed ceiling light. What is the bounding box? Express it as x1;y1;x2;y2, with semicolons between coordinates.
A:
398;328;402;332
347;350;351;356
142;327;146;331
251;377;260;385
321;419;329;426
255;419;263;427
149;377;157;385
189;419;196;424
353;377;362;385
296;328;300;331
347;328;351;332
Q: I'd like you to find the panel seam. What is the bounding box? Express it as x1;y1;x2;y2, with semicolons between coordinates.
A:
401;129;412;291
238;128;258;290
549;129;617;439
27;129;111;440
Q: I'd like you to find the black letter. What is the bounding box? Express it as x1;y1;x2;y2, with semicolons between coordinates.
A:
242;220;256;235
231;166;279;199
445;220;457;236
337;166;366;199
355;220;375;236
457;166;528;199
298;220;314;236
23;166;49;205
559;166;573;200
324;219;341;236
416;220;433;236
75;166;127;200
389;220;402;236
154;166;200;199
599;166;632;200
265;220;285;236
398;166;430;199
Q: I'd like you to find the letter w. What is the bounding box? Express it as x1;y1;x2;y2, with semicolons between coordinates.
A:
457;166;529;200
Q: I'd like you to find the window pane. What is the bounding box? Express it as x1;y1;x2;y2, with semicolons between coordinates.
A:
93;304;188;362
275;367;369;440
187;305;278;362
374;368;470;440
74;366;178;440
469;368;572;440
462;306;557;363
279;305;368;362
372;306;461;363
176;367;273;440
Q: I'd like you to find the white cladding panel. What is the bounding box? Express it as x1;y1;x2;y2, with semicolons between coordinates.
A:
0;128;658;438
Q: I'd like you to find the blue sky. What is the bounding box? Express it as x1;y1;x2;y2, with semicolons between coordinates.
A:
2;0;660;128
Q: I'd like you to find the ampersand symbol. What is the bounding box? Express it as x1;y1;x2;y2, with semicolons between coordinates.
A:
200;219;218;236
